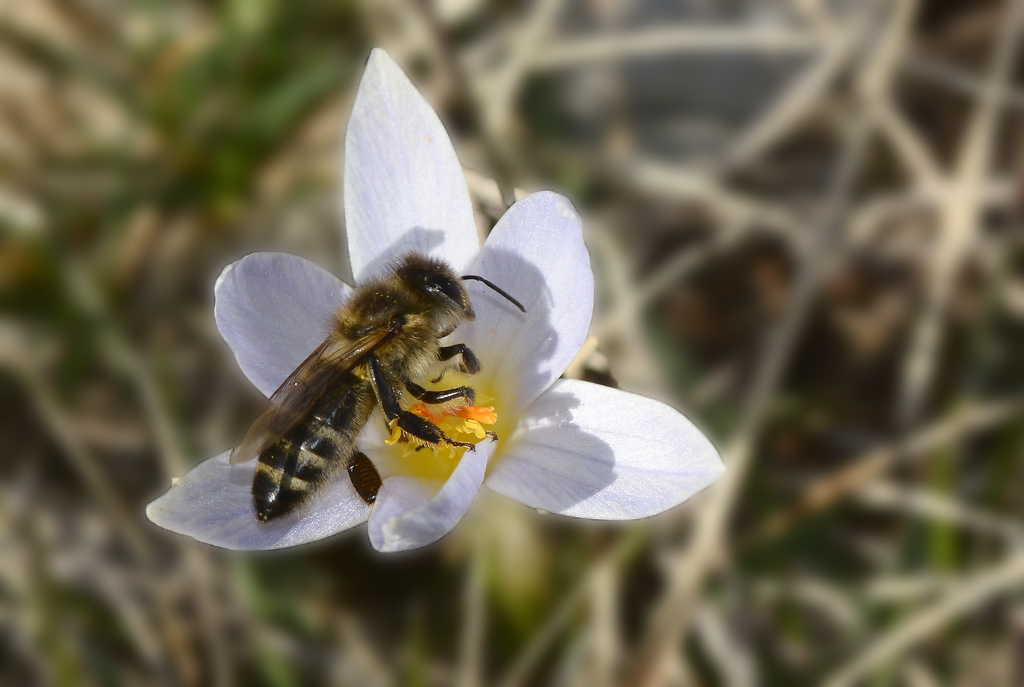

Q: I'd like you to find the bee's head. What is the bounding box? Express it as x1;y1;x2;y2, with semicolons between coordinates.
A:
396;254;474;333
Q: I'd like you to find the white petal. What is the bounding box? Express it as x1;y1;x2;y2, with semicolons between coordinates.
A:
214;252;351;397
461;192;592;414
344;49;479;282
146;451;371;550
366;441;494;552
486;380;724;519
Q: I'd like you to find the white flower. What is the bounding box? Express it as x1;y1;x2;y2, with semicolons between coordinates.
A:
146;49;724;553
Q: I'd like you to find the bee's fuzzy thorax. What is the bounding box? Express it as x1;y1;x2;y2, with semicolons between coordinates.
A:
335;253;472;343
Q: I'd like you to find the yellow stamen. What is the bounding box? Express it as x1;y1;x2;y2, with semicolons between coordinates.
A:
388;402;498;458
377;391;504;482
384;418;403;446
461;419;487;440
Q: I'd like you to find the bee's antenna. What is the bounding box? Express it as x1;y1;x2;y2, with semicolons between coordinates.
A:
461;275;526;313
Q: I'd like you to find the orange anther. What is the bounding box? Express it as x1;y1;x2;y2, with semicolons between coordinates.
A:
452;405;497;425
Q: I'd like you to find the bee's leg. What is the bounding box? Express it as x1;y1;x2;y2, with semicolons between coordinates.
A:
367;355;476;451
405;380;474;406
439;344;480;372
432;344;480;382
346;451;382;504
394;412;477;451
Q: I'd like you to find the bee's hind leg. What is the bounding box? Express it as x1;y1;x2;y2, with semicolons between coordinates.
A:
394;412;476;452
405;380;474;406
367;355;476;451
432;344;480;382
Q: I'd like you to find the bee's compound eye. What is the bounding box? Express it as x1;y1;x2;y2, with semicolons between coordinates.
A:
425;274;465;305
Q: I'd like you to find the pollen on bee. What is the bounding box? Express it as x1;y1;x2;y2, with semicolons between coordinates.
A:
384;401;499;460
384;418;404;446
384;418;433;448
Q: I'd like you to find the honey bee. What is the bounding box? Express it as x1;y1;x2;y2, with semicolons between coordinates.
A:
229;253;524;522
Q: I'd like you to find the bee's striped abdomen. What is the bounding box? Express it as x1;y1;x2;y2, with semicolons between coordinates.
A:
254;373;374;522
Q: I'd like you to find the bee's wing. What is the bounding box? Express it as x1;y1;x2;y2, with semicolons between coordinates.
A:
229;327;397;465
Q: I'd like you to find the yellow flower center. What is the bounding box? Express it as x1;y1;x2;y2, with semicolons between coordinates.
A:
378;385;499;482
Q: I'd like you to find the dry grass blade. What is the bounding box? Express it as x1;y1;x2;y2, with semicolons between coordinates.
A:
693;604;760;687
747;399;1022;546
899;0;1024;425
531;27;822;70
495;533;640;687
720;1;881;173
824;552;1024;687
587;555;619;687
475;0;567;150
9;351;152;563
624;106;873;687
902;55;1024;112
456;529;486;687
855;481;1024;544
855;0;943;187
604;156;805;239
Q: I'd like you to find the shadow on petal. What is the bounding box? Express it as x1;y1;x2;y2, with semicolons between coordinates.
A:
487;388;617;515
490;379;723;519
460;245;563;415
356;226;448;281
146;451;372;550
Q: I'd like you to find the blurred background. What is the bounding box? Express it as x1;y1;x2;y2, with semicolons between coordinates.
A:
2;0;1024;685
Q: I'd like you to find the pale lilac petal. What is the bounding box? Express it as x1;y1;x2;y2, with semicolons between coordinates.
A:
486;380;723;519
214;252;351;397
460;192;592;414
344;49;479;282
366;441;495;552
146;451;371;550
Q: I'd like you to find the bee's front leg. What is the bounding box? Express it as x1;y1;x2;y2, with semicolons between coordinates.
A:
367;355;476;451
405;380;474;406
433;343;480;382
